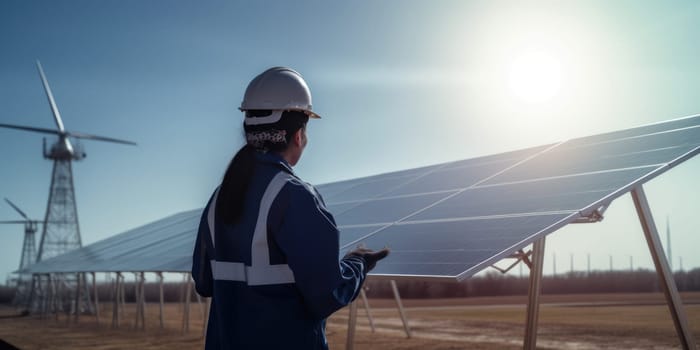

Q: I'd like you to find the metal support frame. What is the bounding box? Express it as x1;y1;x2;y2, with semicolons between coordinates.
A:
391;280;412;338
49;274;55;319
47;274;55;320
140;272;146;330
54;275;61;320
360;289;376;332
74;272;81;324
345;300;359;350
182;274;192;334
36;274;44;319
133;273;140;330
133;272;146;330
491;249;532;274
41;274;47;318
523;237;545;350
31;274;42;319
92;272;99;325
631;186;697;350
572;204;607;224
157;272;165;329
29;274;38;317
54;275;62;321
40;274;47;318
50;274;58;321
345;288;379;350
119;274;125;316
63;275;71;324
112;272;122;329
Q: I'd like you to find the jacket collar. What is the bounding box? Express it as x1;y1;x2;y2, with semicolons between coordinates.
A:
255;151;295;175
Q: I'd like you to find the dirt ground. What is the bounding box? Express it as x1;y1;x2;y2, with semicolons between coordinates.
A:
0;292;699;350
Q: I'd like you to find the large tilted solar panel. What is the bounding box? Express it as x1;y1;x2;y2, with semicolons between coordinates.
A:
23;115;700;280
341;115;700;280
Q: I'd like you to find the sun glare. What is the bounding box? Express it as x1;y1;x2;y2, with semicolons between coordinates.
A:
508;51;562;104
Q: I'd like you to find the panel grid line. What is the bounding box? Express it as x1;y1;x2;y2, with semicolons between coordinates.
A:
340;141;568;249
327;162;454;218
475;164;662;189
566;124;700;150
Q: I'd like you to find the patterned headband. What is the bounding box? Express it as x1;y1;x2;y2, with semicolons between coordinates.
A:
246;129;287;150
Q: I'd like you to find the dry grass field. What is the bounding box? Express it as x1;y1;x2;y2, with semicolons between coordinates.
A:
1;292;699;349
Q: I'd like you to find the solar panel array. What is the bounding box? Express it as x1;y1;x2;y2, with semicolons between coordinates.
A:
24;115;700;281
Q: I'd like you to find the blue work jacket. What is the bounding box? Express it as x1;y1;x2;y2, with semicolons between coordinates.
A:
192;152;367;350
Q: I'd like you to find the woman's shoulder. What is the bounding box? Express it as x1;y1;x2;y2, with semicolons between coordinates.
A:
281;174;317;197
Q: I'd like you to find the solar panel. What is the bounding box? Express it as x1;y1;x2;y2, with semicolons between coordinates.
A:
23;115;700;281
25;209;201;273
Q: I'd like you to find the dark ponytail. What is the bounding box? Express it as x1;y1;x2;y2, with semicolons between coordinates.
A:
216;144;256;224
215;110;308;225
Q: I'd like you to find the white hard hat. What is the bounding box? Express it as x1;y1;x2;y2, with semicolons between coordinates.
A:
240;67;321;120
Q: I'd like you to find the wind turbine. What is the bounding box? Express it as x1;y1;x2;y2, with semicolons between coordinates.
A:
0;61;136;261
0;198;43;307
0;61;136;312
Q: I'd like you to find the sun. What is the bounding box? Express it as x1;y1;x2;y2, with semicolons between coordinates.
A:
508;51;562;104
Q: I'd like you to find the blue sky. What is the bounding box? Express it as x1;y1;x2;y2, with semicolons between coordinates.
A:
1;0;699;281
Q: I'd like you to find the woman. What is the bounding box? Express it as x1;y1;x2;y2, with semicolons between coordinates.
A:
192;67;389;349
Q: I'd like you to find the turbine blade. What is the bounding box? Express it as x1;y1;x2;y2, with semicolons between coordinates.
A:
0;123;135;145
36;60;66;132
4;198;29;220
0;123;62;136
66;131;137;146
0;220;29;224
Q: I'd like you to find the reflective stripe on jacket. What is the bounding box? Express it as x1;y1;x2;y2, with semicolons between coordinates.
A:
192;152;367;350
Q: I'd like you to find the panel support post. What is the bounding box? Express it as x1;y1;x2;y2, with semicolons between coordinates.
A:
182;274;192;334
50;274;57;319
631;186;697;350
112;272;121;329
43;275;49;318
157;272;164;329
92;272;99;325
391;280;412;338
141;272;146;330
360;288;376;332
111;273;117;328
345;300;358;350
55;275;61;321
74;272;82;324
133;273;140;330
133;272;146;331
119;273;125;316
524;237;545;350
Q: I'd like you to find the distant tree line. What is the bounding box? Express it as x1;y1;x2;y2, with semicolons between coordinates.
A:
364;268;700;299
